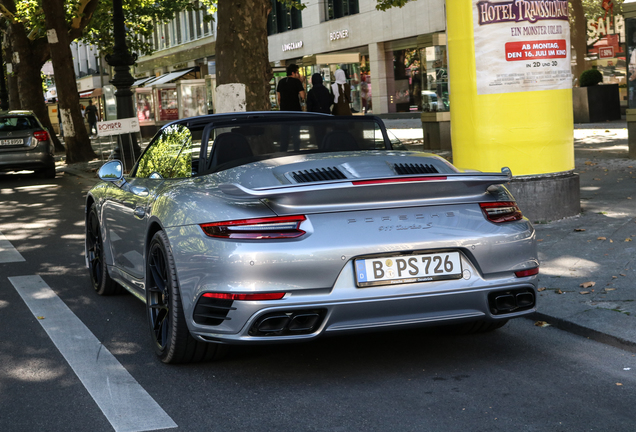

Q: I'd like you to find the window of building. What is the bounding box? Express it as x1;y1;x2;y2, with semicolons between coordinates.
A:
164;23;171;48
188;9;195;41
325;0;359;21
267;0;302;35
203;8;212;36
196;9;203;38
174;13;182;45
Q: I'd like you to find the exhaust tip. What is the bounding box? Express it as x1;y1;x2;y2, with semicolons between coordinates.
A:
489;288;535;315
249;309;327;336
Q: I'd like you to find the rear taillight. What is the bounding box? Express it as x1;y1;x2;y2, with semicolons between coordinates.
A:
514;267;539;278
33;130;49;141
202;292;286;301
200;215;306;239
479;202;523;223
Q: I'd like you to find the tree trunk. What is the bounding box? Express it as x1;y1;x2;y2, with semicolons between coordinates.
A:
571;0;588;85
7;71;19;111
42;0;96;163
216;0;273;111
5;17;64;151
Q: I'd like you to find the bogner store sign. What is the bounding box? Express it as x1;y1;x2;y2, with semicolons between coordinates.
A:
473;0;572;95
330;29;349;41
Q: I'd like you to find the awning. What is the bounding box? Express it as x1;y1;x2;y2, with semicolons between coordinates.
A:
132;76;156;87
79;88;103;98
146;68;195;86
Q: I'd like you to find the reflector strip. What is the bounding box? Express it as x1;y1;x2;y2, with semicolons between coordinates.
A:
514;268;539;278
352;176;447;185
202;292;287;301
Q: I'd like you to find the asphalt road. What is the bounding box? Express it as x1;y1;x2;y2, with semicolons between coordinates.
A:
1;171;635;432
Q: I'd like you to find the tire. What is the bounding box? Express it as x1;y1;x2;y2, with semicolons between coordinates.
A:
146;230;227;364
86;204;122;295
444;319;509;335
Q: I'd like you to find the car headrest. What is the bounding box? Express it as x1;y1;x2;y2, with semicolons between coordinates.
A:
321;130;359;152
207;132;253;171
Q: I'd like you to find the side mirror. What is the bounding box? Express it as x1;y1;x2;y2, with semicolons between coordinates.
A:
98;160;123;182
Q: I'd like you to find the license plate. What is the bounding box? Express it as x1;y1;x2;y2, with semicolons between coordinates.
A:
355;252;462;287
0;138;23;145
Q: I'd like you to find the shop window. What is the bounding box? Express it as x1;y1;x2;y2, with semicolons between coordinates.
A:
267;0;302;35
391;47;449;113
392;48;422;113
421;45;449;113
325;0;359;21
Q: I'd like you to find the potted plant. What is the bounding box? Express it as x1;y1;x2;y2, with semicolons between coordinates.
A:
573;68;621;123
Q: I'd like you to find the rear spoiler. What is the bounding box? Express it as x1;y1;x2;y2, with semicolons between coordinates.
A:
219;168;513;214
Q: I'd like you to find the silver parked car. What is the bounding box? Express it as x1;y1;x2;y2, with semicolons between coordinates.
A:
85;112;538;364
0;111;56;178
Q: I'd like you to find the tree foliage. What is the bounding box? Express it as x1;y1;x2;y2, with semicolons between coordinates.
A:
375;0;411;11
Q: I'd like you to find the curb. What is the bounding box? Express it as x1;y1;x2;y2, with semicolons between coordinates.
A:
528;312;636;354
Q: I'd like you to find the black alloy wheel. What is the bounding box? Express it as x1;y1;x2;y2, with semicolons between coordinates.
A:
86;204;121;295
147;236;170;353
146;230;227;364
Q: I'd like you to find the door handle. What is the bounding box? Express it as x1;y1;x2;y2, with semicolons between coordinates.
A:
133;207;146;219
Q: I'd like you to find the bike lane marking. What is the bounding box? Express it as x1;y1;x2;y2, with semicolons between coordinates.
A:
0;230;25;263
9;275;177;432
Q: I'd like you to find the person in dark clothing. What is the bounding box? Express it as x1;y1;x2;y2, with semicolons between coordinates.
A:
277;64;305;151
306;73;332;114
85;99;99;137
276;64;305;111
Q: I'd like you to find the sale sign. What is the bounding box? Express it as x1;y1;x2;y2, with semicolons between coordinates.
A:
473;0;572;95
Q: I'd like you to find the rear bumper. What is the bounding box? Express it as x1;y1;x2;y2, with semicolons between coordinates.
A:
189;263;537;345
0;143;54;172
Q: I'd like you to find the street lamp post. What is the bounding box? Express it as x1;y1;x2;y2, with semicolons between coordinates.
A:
106;0;141;170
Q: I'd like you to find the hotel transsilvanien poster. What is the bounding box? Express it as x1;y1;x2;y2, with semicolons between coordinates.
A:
473;0;573;95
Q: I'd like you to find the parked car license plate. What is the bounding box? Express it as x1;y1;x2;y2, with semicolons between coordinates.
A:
0;138;23;145
355;252;462;287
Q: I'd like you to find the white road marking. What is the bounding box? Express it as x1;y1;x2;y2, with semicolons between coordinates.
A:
0;230;25;263
9;275;177;432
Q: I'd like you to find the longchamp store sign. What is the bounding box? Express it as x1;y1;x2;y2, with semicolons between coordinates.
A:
473;0;572;95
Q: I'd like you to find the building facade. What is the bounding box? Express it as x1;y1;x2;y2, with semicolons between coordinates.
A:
132;0;449;122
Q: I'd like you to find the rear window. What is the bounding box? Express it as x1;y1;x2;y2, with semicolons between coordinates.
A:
0;116;37;131
201;117;389;173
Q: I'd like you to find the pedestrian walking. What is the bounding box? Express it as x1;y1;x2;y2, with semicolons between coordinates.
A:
306;73;332;114
331;69;352;116
85;99;99;137
276;64;305;111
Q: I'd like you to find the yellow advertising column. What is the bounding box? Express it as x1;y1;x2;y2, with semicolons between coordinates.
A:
446;0;579;221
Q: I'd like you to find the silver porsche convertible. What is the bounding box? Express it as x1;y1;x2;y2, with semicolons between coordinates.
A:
85;112;538;364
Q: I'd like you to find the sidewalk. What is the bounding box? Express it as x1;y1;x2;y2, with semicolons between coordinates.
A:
60;120;636;352
534;120;636;352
